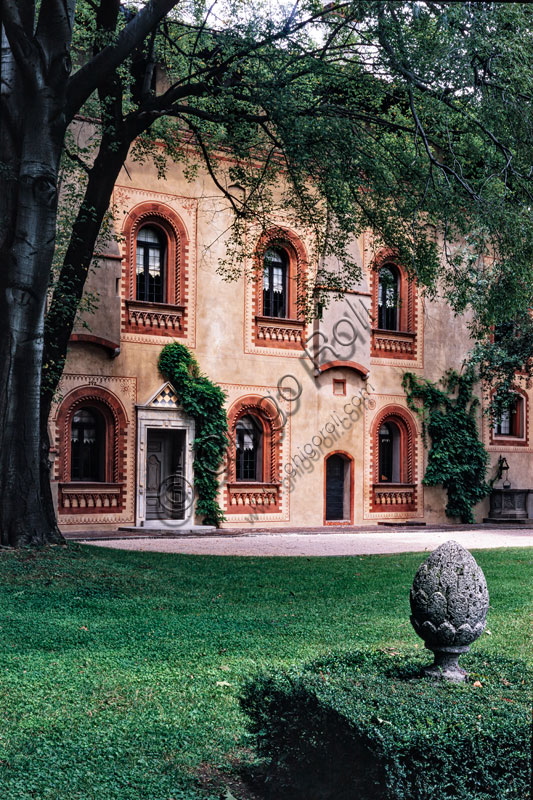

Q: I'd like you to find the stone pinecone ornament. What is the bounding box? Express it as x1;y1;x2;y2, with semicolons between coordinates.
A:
410;540;489;681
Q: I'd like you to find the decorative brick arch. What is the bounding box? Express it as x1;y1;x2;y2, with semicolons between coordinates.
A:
319;360;370;379
370;404;418;512
252;226;308;350
69;333;120;356
54;386;129;514
122;201;190;337
369;248;417;360
224;394;283;514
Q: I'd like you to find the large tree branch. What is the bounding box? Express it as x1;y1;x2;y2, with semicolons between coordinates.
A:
180;117;244;217
65;0;179;122
93;0;124;128
134;100;268;127
35;0;76;57
1;0;40;88
1;0;34;39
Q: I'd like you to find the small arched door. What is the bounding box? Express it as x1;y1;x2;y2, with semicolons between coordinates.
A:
325;453;352;522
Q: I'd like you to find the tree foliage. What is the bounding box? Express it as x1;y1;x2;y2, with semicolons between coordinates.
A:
470;313;533;422
52;0;533;383
158;343;228;526
402;369;490;523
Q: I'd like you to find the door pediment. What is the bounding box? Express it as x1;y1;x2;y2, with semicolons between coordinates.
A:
143;382;179;409
136;385;195;526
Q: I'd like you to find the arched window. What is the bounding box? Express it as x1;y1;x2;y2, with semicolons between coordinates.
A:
263;247;288;318
494;394;525;438
136;225;166;303
123;202;190;337
377;265;399;330
236;415;263;481
70;408;105;481
371;408;418;513
378;421;401;482
55;386;129;517
226;395;283;515
371;255;418;361
253;229;307;350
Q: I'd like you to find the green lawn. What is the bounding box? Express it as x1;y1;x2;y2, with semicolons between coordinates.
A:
0;544;531;800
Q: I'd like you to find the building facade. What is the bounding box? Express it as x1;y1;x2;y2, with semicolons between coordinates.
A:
49;141;533;531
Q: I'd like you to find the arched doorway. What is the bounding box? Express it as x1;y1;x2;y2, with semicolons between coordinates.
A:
324;452;353;523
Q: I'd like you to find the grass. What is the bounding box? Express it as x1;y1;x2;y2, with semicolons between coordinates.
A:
0;544;531;799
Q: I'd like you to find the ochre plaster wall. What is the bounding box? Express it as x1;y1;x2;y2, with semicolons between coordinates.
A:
54;150;533;530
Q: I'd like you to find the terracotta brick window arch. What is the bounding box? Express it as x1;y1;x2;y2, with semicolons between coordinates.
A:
491;388;528;446
253;227;307;350
55;387;128;514
371;406;418;512
225;395;282;514
122;202;189;337
370;251;417;360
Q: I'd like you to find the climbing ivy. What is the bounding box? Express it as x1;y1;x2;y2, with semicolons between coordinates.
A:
159;343;228;527
402;369;491;524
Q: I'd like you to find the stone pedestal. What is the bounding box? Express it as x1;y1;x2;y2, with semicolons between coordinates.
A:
484;488;531;524
422;645;470;682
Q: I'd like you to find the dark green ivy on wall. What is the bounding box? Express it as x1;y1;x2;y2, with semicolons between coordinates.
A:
402;369;491;524
159;343;228;527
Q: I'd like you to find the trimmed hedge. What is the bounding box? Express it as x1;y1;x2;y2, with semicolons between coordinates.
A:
240;650;531;800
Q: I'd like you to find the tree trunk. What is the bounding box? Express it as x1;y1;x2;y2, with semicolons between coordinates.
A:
1;0;168;546
0;2;76;546
0;89;67;546
39;137;132;533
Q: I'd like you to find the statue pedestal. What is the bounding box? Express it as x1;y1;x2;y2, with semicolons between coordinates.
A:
484;488;532;524
423;645;470;682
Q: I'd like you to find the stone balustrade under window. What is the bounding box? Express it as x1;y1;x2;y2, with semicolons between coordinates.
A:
372;483;416;507
372;329;416;357
255;315;305;345
126;300;184;332
59;483;123;512
227;482;280;511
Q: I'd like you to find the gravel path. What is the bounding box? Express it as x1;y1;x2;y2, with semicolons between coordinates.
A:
81;528;533;556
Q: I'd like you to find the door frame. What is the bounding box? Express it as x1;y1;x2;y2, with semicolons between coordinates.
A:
136;404;195;527
323;450;354;525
